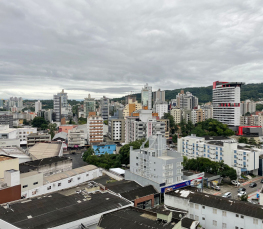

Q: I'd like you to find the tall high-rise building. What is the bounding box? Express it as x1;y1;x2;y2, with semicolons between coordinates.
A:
84;94;96;118
154;101;168;119
100;96;109;120
153;88;165;103
87;115;103;144
141;83;152;109
240;99;256;115
0;99;3;108
212;81;245;126
176;91;198;110
35;100;42;114
53;89;69;122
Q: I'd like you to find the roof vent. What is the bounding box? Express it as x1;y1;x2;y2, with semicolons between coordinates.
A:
27;215;32;219
205;195;209;197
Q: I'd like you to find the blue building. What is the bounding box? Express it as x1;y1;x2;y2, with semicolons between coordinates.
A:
92;142;116;155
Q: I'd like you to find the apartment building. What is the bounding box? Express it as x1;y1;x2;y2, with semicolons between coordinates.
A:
170;108;182;124
27;133;51;148
53;89;70;122
153;88;165;103
213;81;244;126
0;112;13;128
84;94;96;118
87;115;103;144
125;133;183;192
68;128;85;148
108;118;125;142
165;189;263;229
154;101;168;119
178;134;261;174
17;126;37;142
176;91;198;110
125;117;166;144
35;100;42;114
240;99;256;115
123;100;142;118
141;83;152;109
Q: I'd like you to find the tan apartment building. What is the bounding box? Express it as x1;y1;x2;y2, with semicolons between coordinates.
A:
87;116;103;144
170;108;182;124
123;99;142;118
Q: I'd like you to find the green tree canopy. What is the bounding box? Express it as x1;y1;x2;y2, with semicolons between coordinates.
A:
32;117;48;129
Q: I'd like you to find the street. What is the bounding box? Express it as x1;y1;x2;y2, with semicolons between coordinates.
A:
203;176;263;201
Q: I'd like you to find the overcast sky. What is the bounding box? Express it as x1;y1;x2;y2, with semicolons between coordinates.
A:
0;0;263;100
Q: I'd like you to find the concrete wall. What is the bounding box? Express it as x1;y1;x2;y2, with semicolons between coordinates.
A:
21;172;43;192
0;158;19;178
21;168;102;199
0;185;21;204
0;219;20;229
36;159;72;176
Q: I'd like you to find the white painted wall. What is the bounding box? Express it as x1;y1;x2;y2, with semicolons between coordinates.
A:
21;168;102;199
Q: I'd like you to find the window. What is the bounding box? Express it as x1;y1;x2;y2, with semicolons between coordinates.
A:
195;215;199;221
202;217;205;220
68;179;72;183
222;223;227;228
136;157;138;159
235;227;239;229
213;208;217;214
78;177;80;180
23;185;28;188
213;220;217;226
86;173;89;176
47;186;51;190
190;203;194;208
136;163;138;166
33;182;38;185
253;218;258;224
195;204;199;209
190;214;194;219
202;206;205;209
241;215;244;219
236;214;239;217
222;211;227;216
58;183;61;186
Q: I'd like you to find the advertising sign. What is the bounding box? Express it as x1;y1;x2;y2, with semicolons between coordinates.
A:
161;172;204;193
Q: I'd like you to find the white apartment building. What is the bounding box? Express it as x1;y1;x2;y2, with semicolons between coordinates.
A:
141;83;152;109
240;99;256;115
176;91;198;110
213;81;244;126
87;115;103;144
153;88;165;103
17;126;37;142
35;100;42;114
165;189;263;229
53;89;70;122
108;118;125;142
125;133;183;192
178;134;261;174
170;108;182;124
68;128;85;148
154;101;168;119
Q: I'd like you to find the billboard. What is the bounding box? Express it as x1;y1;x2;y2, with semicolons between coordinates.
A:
161;172;204;193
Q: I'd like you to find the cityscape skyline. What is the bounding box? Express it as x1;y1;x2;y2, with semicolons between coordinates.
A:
1;1;263;99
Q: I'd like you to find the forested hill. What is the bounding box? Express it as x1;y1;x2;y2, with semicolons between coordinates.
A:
113;83;263;104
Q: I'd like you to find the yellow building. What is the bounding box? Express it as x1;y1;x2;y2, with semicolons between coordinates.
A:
0;155;19;178
123;99;142;118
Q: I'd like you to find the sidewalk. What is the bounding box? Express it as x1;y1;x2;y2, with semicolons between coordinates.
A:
241;176;263;186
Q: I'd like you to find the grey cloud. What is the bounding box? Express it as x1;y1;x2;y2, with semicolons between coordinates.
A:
0;0;263;99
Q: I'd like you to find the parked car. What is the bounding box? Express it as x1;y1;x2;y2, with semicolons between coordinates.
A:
237;191;247;197
249;182;257;188
237;187;246;193
222;192;232;198
231;180;240;186
261;179;263;183
211;185;220;191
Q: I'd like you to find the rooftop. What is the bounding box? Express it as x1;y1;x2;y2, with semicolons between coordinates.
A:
43;165;98;184
52;132;67;140
92;142;116;146
121;185;158;201
166;189;263;219
97;207;177;229
105;180;142;194
29;143;62;160
204;136;230;141
0;146;27;156
0;154;16;162
19;156;71;173
0;191;131;229
20;171;40;179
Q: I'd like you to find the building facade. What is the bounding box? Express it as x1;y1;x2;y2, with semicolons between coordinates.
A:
141;83;152;109
87;115;103;144
176;91;198;110
84;94;96;118
178;134;260;174
212;81;244;126
92;142;116;155
125;133;183;192
153;89;165;103
53;89;70;122
68;128;85;148
154;101;168;119
35;100;42;114
108;118;125;142
100;96;109;120
240;99;256;115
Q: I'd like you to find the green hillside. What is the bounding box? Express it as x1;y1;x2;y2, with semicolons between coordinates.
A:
113;83;263;104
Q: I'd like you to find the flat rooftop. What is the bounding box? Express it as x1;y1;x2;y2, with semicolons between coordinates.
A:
121;185;158;201
0;191;131;229
105;180;142;194
29;143;61;160
0;146;26;156
98;206;177;229
19;156;71;173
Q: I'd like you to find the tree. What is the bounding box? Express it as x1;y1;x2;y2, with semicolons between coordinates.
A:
238;137;248;144
172;134;177;143
104;120;108;125
240;194;248;201
82;147;95;161
32;117;48;129
78;117;87;124
248;138;257;145
69;119;76;124
48;123;57;139
163;113;176;134
23;119;30;125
